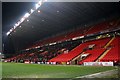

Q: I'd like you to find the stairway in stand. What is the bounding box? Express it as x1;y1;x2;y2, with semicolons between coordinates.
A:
95;36;115;62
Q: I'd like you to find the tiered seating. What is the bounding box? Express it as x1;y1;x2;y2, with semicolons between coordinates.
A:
35;40;81;62
85;22;109;34
29;27;86;49
49;44;85;62
85;19;120;35
5;18;120;64
100;36;120;63
65;27;88;40
85;37;111;48
79;49;105;64
100;47;119;62
5;52;28;62
108;19;120;30
28;19;119;50
5;38;82;63
49;37;111;63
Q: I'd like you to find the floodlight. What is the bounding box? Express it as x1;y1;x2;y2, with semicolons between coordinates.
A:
20;17;25;22
44;0;47;2
38;10;40;13
6;31;10;36
14;25;17;29
24;13;30;18
38;0;42;5
15;23;19;27
42;20;44;21
10;29;13;32
17;21;21;25
57;11;59;13
27;19;29;22
35;4;40;9
31;9;34;13
6;0;48;36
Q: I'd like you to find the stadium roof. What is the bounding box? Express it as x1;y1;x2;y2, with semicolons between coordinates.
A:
3;2;120;53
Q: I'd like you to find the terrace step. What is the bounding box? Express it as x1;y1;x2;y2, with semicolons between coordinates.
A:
95;49;111;62
95;36;115;62
104;36;115;48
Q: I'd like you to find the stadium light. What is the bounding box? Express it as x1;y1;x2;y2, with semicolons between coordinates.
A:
44;0;47;2
24;13;30;18
15;23;19;27
27;19;29;22
30;9;34;13
6;31;10;36
14;26;17;29
20;17;25;23
38;0;42;5
38;10;41;13
6;0;48;36
57;11;59;13
35;4;40;9
10;28;13;32
42;20;44;21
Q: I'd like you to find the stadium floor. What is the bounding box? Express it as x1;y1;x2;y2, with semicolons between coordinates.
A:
1;62;118;78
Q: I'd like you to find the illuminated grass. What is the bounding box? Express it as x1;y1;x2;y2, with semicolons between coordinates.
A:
2;62;117;78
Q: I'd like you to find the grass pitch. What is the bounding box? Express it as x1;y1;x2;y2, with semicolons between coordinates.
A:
1;62;117;78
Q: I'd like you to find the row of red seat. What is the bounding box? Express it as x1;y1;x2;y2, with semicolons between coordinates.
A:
100;47;119;62
79;36;120;64
49;37;111;62
100;36;120;62
85;19;119;34
5;18;120;64
29;19;120;49
79;49;105;64
5;38;81;63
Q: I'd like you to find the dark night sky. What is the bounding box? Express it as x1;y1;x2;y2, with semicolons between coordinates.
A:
2;2;35;54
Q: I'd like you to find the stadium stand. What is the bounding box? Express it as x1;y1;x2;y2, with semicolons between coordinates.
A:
4;18;120;65
49;37;111;64
85;19;120;35
100;36;120;64
79;49;106;65
28;18;120;49
5;38;82;63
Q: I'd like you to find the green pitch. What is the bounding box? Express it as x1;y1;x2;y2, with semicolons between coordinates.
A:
1;62;117;78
